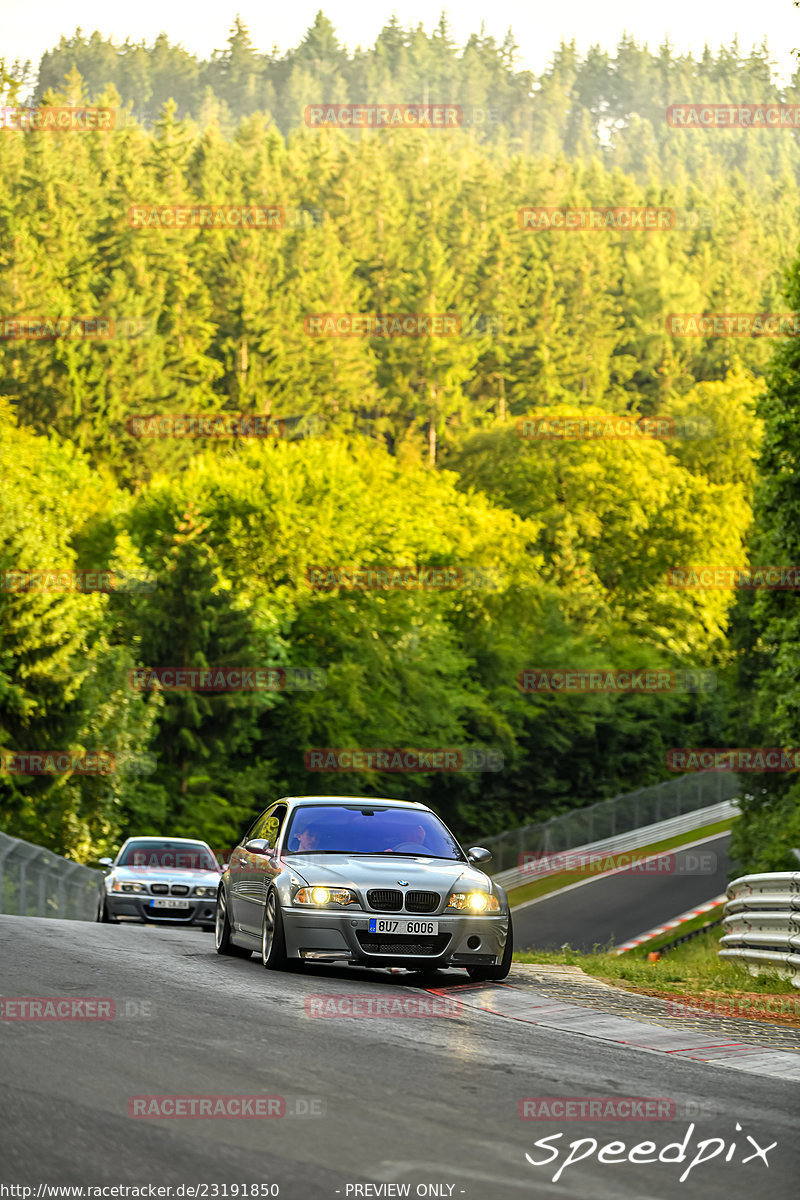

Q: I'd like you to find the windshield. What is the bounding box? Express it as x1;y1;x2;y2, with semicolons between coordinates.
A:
117;842;219;871
283;805;465;860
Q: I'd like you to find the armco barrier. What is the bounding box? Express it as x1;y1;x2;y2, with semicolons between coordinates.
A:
494;798;739;892
0;831;101;920
719;872;800;988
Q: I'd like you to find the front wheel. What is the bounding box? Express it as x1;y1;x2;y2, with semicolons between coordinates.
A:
261;889;289;970
98;895;118;924
467;915;513;982
215;886;251;958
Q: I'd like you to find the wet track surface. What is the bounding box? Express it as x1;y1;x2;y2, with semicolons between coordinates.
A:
0;916;797;1200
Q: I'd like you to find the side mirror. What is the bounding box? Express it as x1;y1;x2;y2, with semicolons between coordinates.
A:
244;838;271;855
467;846;492;865
98;857;113;868
220;862;229;872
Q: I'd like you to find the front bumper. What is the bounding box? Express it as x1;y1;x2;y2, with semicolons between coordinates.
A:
281;906;509;967
106;893;217;926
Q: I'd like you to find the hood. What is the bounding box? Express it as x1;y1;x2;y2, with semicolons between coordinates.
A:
283;852;491;893
110;866;221;883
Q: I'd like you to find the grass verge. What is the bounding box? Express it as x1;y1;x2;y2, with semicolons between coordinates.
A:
626;903;726;955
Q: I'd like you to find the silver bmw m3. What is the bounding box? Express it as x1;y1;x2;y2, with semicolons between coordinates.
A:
215;795;513;979
98;837;221;928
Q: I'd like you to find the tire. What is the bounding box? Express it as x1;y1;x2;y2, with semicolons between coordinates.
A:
215;885;251;958
261;888;289;970
467;914;513;982
98;896;118;924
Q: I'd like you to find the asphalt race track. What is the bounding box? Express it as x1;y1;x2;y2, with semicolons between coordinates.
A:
0;914;796;1200
513;834;733;952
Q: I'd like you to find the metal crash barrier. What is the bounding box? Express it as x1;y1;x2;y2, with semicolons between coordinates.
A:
0;831;101;921
719;872;800;988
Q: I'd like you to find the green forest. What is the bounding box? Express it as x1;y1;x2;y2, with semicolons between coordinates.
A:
1;14;799;871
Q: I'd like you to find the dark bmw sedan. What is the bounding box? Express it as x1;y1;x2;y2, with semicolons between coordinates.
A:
215;795;512;977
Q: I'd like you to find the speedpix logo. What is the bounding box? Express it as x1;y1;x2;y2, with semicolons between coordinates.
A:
524;1122;776;1184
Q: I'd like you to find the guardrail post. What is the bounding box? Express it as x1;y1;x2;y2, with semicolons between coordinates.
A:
0;839;16;910
19;844;47;916
56;862;82;919
37;865;48;916
18;854;30;915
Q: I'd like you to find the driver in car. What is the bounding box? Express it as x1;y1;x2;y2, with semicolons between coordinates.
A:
291;821;320;852
387;822;428;852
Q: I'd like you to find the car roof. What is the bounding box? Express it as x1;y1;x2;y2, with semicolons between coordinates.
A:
281;796;433;812
118;836;213;845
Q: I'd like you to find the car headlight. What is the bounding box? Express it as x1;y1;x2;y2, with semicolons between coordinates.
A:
112;881;147;894
294;886;358;907
194;886;218;898
445;891;500;913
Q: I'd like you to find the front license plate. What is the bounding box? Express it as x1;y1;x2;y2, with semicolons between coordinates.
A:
368;918;438;935
150;898;191;909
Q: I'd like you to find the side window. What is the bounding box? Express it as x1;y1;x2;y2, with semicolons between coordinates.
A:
250;804;287;850
262;805;287;850
241;811;266;846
